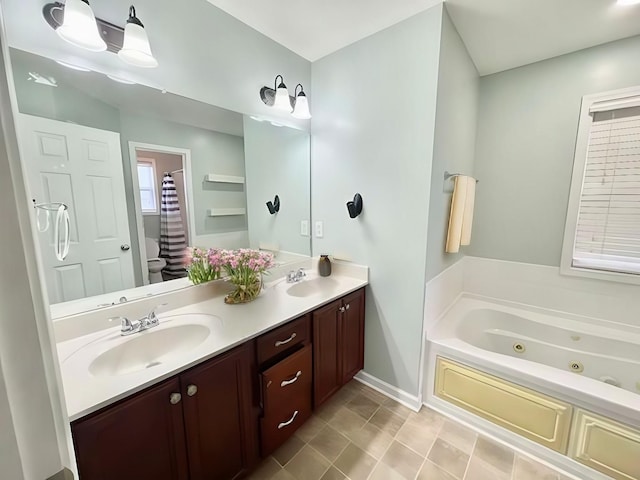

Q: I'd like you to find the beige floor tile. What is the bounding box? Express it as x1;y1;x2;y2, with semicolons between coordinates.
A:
472;437;514;476
427;438;470;479
273;435;305;467
368;406;407;436
396;419;438;456
369;460;408;480
408;407;446;432
380;441;425;480
347;393;381;420
315;398;344;422
295;415;327;443
358;385;389;405
284;445;331;480
328;406;367;436
270;469;297;480
308;425;350;462
333;443;377;480
319;466;347;480
464;456;509;480
513;455;559;480
347;422;394;459
438;420;477;455
417;459;458;480
382;398;413;419
247;456;282;479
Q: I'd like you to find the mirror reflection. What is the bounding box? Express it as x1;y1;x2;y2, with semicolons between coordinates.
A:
9;48;311;316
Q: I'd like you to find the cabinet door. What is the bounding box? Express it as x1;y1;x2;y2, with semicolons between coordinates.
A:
181;343;259;480
72;378;189;480
341;288;365;383
313;299;342;407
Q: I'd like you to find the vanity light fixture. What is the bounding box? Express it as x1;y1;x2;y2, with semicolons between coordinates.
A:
292;84;311;119
43;2;158;68
55;0;107;52
118;6;158;68
260;75;312;119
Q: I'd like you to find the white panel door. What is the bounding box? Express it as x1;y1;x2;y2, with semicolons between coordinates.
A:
18;114;135;304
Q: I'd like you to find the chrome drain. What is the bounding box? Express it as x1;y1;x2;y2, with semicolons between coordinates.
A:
513;343;526;353
569;361;583;373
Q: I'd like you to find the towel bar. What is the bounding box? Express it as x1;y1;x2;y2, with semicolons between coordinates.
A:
444;171;479;183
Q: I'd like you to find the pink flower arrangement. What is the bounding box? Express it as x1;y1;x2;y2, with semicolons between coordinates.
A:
185;247;222;284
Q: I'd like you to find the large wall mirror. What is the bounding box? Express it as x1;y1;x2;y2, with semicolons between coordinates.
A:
9;48;311;318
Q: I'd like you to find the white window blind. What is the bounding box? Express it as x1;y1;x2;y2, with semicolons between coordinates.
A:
573;106;640;275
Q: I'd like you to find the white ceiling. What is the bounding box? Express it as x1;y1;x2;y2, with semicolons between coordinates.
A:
207;0;640;75
206;0;442;62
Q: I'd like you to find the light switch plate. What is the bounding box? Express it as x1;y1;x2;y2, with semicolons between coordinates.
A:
315;221;324;238
300;220;309;236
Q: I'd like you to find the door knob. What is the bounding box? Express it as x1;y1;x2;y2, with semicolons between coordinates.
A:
187;384;198;397
121;244;131;251
169;393;182;405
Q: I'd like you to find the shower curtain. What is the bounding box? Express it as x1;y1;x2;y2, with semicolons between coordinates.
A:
160;173;187;279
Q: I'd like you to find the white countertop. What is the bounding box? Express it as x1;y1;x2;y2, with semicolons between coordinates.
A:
57;264;368;421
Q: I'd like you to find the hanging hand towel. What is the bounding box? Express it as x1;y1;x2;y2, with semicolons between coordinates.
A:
460;177;476;246
446;176;468;253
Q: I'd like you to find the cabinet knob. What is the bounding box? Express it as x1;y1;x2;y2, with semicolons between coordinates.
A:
187;384;198;397
346;303;350;310
169;393;182;405
339;306;346;313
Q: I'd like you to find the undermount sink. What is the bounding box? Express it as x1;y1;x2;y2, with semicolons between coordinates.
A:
286;276;339;298
87;314;221;377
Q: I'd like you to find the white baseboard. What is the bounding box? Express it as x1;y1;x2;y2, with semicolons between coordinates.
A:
354;371;422;412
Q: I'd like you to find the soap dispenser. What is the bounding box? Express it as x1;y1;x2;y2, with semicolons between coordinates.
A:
318;255;332;277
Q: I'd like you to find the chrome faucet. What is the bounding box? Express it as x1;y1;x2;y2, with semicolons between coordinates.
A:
111;303;168;336
286;268;306;283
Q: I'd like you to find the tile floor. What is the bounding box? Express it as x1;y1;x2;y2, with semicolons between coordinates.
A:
249;380;572;480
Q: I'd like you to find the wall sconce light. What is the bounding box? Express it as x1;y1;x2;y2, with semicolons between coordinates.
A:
260;75;311;119
347;193;363;219
43;2;158;68
266;195;280;215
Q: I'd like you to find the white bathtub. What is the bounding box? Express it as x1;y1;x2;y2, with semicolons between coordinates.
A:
428;294;640;428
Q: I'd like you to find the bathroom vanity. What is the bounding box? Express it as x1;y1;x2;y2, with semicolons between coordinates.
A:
57;268;367;480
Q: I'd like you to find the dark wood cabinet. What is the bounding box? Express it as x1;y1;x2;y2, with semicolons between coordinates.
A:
313;288;365;408
181;343;258;480
72;343;258;480
71;378;189;480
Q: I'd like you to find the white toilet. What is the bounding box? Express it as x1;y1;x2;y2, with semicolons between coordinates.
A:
146;238;166;284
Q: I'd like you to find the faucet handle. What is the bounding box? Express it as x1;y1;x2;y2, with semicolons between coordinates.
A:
110;316;135;334
297;268;306;277
146;303;168;323
286;270;296;282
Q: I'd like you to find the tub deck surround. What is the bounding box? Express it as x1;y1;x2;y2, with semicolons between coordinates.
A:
428;295;640;427
55;261;368;421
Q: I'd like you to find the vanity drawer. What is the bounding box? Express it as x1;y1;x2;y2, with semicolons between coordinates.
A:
257;314;310;365
261;345;312;414
260;393;312;456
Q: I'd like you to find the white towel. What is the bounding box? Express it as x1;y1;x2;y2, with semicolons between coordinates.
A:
445;176;468;253
461;178;476;246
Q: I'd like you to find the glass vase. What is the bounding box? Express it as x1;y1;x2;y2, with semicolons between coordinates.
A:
224;274;263;304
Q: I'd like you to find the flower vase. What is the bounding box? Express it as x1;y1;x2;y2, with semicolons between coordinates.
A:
224;274;263;304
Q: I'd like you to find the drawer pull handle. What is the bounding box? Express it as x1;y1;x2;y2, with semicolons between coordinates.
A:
281;371;302;387
275;332;296;347
278;410;299;429
169;393;182;405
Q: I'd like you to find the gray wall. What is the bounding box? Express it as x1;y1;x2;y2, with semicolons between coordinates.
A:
470;34;640;266
426;8;479;281
244;118;311;256
311;5;443;396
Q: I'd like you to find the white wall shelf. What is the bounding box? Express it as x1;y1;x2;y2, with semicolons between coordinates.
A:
205;174;245;184
208;208;246;217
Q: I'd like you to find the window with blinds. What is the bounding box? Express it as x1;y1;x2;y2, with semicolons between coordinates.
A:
572;106;640;275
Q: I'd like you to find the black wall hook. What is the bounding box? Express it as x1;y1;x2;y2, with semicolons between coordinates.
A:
266;195;280;215
346;193;363;219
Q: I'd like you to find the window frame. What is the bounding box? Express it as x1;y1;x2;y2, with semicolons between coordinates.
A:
561;85;640;285
136;158;160;216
